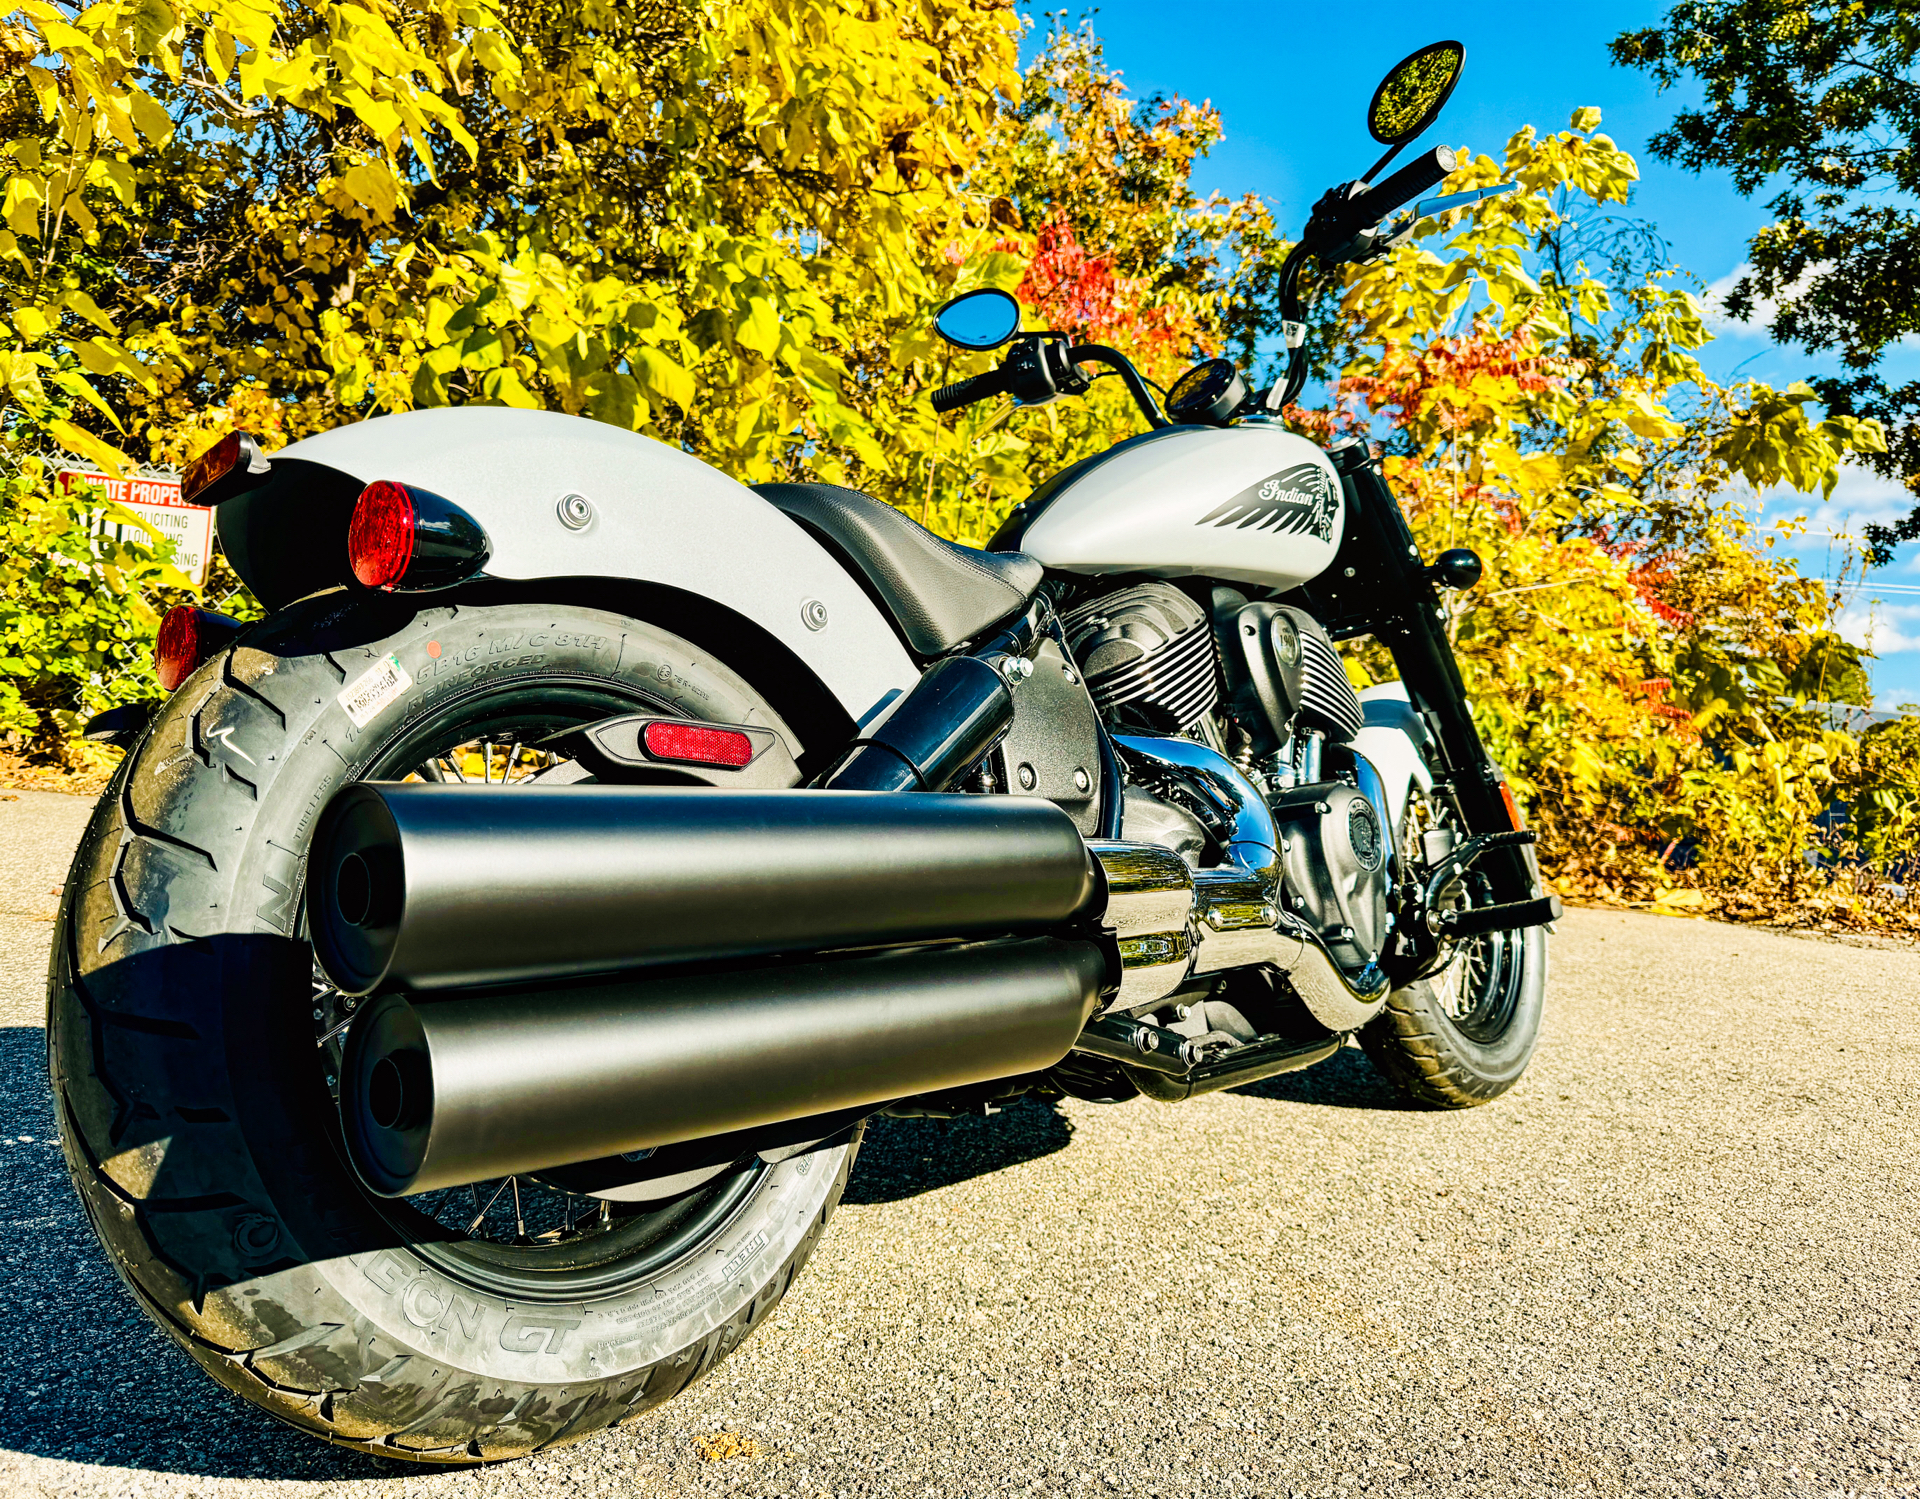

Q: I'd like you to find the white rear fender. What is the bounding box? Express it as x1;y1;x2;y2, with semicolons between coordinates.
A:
219;408;918;729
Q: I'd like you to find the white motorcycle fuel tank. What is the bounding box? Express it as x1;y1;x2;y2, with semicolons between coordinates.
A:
1016;422;1343;590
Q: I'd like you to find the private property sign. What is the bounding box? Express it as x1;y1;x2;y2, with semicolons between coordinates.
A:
56;469;214;587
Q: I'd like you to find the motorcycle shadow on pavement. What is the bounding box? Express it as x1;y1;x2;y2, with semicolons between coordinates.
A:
843;1097;1074;1204
0;1023;396;1481
1229;1042;1422;1110
845;1043;1419;1206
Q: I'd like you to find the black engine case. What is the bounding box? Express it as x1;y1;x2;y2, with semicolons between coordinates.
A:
1273;781;1390;968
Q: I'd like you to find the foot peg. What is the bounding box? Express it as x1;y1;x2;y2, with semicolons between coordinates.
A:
1429;893;1561;937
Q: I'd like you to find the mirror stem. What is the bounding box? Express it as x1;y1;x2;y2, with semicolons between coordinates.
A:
1360;139;1407;185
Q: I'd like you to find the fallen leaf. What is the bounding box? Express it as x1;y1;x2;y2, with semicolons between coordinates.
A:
696;1432;760;1462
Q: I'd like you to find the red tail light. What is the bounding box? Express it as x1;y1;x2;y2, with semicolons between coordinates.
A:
642;721;756;768
347;481;490;592
155;606;245;691
348;480;416;588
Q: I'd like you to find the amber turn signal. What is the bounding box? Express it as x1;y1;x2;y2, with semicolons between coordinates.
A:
181;432;271;506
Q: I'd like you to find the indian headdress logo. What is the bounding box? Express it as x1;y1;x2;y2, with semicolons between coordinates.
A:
1195;463;1338;544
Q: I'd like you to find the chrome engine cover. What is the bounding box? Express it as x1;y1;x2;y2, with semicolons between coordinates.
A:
1094;735;1393;1032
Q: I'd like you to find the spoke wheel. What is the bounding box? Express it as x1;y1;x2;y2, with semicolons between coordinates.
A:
1424;868;1528;1044
1361;789;1548;1108
309;678;766;1300
51;575;859;1462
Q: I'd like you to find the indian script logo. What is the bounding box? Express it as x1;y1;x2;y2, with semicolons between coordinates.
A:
1195;464;1338;544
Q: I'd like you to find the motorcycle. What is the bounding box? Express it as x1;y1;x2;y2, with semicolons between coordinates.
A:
48;40;1554;1461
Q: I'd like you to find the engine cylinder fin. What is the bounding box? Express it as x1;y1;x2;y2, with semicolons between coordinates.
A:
1297;629;1363;742
1098;667;1215;722
1064;583;1222;735
1087;624;1214;702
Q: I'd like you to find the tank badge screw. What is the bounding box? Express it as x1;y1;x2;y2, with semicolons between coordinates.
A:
557;493;595;530
801;598;829;631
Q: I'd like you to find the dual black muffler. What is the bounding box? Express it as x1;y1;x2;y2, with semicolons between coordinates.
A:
310;785;1106;1195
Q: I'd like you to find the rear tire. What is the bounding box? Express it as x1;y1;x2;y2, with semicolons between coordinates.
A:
47;593;856;1462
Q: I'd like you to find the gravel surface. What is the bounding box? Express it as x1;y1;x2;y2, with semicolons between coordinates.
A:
1;787;1915;1497
0;790;91;1028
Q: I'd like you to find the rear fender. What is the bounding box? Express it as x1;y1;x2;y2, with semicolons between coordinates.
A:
218;408;918;729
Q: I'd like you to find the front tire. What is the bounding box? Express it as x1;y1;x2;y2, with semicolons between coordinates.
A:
48;593;855;1461
1360;925;1547;1107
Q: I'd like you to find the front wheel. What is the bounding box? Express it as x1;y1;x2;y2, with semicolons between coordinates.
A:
1360;786;1549;1108
48;593;856;1461
1359;923;1547;1108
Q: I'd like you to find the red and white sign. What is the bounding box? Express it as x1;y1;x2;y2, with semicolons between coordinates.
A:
56;469;214;587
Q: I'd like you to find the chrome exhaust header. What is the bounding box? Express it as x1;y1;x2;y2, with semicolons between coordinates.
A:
1085;735;1392;1033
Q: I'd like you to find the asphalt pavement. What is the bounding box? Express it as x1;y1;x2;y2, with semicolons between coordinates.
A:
0;787;1914;1497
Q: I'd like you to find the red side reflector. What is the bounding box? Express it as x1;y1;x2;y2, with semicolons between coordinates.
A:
182;434;241;505
348;481;417;589
642;721;756;768
155;606;244;691
1500;782;1525;830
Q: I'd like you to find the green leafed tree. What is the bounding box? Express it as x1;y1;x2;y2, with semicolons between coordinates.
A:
1611;0;1920;561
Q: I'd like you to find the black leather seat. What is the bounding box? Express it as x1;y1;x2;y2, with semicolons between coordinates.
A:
754;482;1044;655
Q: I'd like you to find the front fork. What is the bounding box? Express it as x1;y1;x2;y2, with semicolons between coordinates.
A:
1301;439;1545;915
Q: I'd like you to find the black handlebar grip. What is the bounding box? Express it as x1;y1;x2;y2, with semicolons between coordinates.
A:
931;367;1013;414
1363;145;1459;219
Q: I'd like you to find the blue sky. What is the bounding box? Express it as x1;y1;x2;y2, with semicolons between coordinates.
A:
1070;1;1920;706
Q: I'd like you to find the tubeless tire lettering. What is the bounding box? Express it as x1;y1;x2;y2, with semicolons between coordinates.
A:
403;1279;485;1342
364;1252;488;1344
256;841;301;934
361;1250;411;1294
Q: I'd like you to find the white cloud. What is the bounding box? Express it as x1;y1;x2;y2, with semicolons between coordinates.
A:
1838;599;1920;654
1703;260;1920;351
1700;262;1815;340
1754;462;1914;534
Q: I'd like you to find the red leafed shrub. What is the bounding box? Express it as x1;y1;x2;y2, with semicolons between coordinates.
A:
1016;212;1197;359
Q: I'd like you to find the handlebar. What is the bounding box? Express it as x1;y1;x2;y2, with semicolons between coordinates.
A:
931;367;1013;414
1067;344;1168;429
1273;144;1465;410
1359;145;1459;222
928;341;1167;428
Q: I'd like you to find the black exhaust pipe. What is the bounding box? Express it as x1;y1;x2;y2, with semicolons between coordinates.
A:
341;937;1107;1195
309;784;1097;995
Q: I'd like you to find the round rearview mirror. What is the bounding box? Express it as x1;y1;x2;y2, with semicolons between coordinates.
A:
1367;41;1465;146
934;288;1022;351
